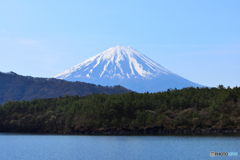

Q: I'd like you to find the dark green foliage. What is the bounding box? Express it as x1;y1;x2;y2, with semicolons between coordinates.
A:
0;85;240;133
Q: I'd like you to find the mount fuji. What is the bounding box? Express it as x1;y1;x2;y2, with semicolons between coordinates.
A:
54;45;204;92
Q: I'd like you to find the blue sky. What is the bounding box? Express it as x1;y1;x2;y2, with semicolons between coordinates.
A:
1;0;240;88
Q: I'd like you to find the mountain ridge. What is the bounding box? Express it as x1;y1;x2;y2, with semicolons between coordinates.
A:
0;71;131;105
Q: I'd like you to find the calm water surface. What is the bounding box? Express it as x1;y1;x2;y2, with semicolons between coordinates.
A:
0;133;239;160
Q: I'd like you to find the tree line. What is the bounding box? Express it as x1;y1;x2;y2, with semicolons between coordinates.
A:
0;85;239;133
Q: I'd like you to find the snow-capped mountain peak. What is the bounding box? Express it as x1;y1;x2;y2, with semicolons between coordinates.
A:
54;45;204;92
55;45;171;80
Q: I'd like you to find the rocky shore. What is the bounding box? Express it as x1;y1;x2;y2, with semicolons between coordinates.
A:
4;127;239;135
64;128;240;135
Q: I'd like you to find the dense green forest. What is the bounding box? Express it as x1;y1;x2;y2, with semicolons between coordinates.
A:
0;85;240;134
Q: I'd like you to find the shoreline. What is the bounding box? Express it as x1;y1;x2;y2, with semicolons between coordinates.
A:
1;128;240;135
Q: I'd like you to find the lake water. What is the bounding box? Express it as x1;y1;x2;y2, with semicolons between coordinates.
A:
0;133;239;160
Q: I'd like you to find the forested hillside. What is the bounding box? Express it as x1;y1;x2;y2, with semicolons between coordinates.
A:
0;72;130;105
0;85;240;134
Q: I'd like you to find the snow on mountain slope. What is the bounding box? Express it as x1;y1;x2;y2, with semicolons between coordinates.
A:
54;45;204;92
55;46;172;80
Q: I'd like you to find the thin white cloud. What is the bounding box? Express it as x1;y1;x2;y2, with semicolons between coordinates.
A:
19;38;39;45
